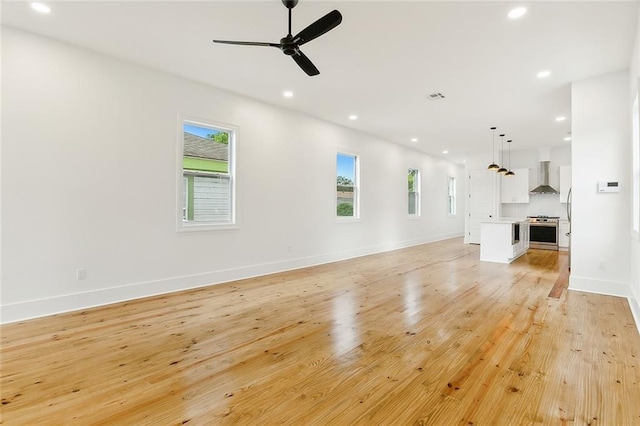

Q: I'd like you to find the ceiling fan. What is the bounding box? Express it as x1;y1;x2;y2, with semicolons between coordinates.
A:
213;0;342;76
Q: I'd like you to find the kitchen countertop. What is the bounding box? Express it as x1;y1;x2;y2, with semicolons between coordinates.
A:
480;217;527;225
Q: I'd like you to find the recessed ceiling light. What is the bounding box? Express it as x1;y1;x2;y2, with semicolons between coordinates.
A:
555;116;566;122
31;2;51;14
31;2;51;13
348;115;358;120
537;70;551;79
508;7;527;19
564;136;572;141
282;91;294;98
442;150;449;154
410;138;418;142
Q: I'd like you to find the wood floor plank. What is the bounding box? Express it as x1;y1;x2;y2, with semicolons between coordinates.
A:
1;238;639;425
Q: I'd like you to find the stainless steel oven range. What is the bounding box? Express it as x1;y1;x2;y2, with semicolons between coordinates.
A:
527;216;559;250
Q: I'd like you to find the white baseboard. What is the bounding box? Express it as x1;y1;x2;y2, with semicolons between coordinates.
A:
568;275;632;298
629;285;640;335
1;232;463;324
629;296;640;335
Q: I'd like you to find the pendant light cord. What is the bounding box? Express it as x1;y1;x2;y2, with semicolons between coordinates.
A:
492;128;496;162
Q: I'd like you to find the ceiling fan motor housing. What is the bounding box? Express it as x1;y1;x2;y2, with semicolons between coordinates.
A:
280;36;298;55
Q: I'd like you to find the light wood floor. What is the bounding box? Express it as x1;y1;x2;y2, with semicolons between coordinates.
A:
2;238;639;425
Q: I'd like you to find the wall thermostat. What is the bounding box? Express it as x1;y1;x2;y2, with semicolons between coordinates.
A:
598;181;619;193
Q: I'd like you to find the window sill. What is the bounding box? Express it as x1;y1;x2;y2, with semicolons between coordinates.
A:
177;222;239;232
335;217;361;223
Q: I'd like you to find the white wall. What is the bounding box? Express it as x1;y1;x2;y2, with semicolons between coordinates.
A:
0;28;465;323
570;71;632;298
628;8;640;328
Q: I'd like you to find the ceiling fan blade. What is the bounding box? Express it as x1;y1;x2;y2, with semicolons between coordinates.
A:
292;50;320;76
293;10;342;46
213;40;280;48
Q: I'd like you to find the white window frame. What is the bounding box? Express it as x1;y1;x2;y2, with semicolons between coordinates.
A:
182;176;189;221
177;116;237;232
448;176;457;216
335;150;360;221
408;168;421;217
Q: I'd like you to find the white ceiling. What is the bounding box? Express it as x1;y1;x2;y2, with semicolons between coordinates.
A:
2;1;638;163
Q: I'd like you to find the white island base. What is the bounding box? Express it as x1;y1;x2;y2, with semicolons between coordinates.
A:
480;220;529;264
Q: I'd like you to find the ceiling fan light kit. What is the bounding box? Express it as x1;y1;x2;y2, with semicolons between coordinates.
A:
212;0;342;76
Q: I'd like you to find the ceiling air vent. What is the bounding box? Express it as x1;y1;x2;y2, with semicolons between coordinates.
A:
428;92;446;100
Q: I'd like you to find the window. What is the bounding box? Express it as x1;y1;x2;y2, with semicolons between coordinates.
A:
179;119;235;229
448;176;457;216
336;152;358;218
408;168;420;216
633;96;639;234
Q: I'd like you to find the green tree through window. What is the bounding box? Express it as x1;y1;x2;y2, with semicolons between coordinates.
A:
207;132;229;144
336;153;358;218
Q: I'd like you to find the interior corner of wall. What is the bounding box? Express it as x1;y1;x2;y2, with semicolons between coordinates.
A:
628;294;640;336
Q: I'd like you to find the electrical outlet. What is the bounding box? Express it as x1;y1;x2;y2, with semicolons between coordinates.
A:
76;268;87;280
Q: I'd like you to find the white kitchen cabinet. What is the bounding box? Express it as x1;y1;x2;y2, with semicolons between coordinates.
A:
559;220;570;250
500;168;530;203
480;220;529;263
559;166;572;203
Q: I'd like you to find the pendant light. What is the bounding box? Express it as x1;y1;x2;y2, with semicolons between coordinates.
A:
487;127;499;171
505;139;515;176
497;134;508;174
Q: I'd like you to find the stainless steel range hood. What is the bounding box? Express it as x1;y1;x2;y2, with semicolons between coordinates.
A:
530;161;559;194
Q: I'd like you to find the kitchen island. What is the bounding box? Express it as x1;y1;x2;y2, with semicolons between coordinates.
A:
480;218;529;263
